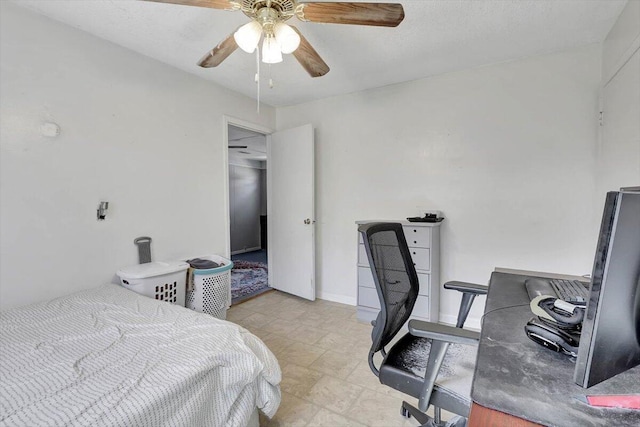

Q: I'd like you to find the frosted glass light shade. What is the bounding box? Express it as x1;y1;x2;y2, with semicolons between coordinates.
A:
234;21;262;53
273;22;300;54
262;35;283;64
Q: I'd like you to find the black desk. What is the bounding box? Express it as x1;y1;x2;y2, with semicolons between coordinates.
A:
470;271;640;427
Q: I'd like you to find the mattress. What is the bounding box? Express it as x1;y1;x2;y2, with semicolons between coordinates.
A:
0;284;281;427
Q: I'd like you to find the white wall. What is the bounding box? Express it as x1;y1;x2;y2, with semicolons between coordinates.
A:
0;2;275;310
597;0;640;196
0;2;619;327
602;0;640;85
277;45;602;326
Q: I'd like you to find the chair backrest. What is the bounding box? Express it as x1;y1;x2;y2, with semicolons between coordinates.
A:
359;223;420;355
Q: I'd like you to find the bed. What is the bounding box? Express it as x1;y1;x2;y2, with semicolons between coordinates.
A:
0;284;280;427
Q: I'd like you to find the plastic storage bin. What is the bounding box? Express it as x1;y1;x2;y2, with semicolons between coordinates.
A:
117;261;188;306
186;255;233;320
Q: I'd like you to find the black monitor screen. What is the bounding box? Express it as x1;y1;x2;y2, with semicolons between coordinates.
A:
574;190;640;388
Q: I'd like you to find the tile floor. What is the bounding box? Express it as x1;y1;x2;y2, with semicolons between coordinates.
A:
227;290;443;427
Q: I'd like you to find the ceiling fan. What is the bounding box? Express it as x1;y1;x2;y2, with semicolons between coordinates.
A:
142;0;405;77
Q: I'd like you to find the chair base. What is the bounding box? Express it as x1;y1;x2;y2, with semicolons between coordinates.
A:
401;401;431;426
401;401;467;427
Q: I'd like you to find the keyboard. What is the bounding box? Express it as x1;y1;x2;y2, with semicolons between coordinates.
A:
550;279;589;304
525;278;589;306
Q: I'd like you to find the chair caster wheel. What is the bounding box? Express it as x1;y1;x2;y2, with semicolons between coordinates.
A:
401;406;411;419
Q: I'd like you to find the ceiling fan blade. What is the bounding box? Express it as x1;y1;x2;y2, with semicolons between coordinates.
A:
198;32;238;68
290;26;330;78
140;0;238;10
297;2;404;27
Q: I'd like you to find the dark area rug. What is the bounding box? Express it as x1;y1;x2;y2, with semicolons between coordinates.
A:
231;260;270;305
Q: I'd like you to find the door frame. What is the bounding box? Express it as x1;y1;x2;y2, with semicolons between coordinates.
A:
222;115;273;259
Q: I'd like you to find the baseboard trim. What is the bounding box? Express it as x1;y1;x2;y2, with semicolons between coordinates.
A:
231;247;262;255
317;291;357;306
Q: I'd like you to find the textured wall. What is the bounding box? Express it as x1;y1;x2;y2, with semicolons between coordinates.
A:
0;3;275;310
277;45;601;326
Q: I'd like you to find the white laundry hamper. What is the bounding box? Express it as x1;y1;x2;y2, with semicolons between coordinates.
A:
117;261;189;306
186;255;233;320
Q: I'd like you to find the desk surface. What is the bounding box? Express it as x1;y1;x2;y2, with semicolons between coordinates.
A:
471;271;640;427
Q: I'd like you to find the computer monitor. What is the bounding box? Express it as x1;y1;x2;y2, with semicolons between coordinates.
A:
574;189;640;388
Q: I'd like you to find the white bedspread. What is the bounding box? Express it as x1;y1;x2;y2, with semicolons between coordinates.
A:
0;284;281;427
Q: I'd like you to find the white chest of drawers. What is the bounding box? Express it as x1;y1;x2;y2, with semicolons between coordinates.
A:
356;220;441;324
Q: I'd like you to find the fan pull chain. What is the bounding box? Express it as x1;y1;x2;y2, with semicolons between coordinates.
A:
255;46;260;113
269;64;274;89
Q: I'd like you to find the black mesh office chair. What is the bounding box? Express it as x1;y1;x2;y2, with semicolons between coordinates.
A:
358;222;488;427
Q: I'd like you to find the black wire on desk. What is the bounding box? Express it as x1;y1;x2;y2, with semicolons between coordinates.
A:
480;303;531;323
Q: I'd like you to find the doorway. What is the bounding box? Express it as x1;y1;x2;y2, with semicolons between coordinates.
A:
223;118;316;303
227;123;271;304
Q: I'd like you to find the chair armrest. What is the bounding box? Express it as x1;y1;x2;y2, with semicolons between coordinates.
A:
444;281;488;295
408;319;480;346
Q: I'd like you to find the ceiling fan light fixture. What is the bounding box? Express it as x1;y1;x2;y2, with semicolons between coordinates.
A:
262;34;283;64
273;22;300;54
234;20;262;53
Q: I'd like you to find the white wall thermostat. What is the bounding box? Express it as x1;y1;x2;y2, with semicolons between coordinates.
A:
40;122;60;138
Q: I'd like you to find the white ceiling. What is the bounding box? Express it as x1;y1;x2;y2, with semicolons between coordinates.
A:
11;0;627;107
228;125;267;161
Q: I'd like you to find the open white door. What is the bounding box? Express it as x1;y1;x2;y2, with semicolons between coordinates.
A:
267;124;315;300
